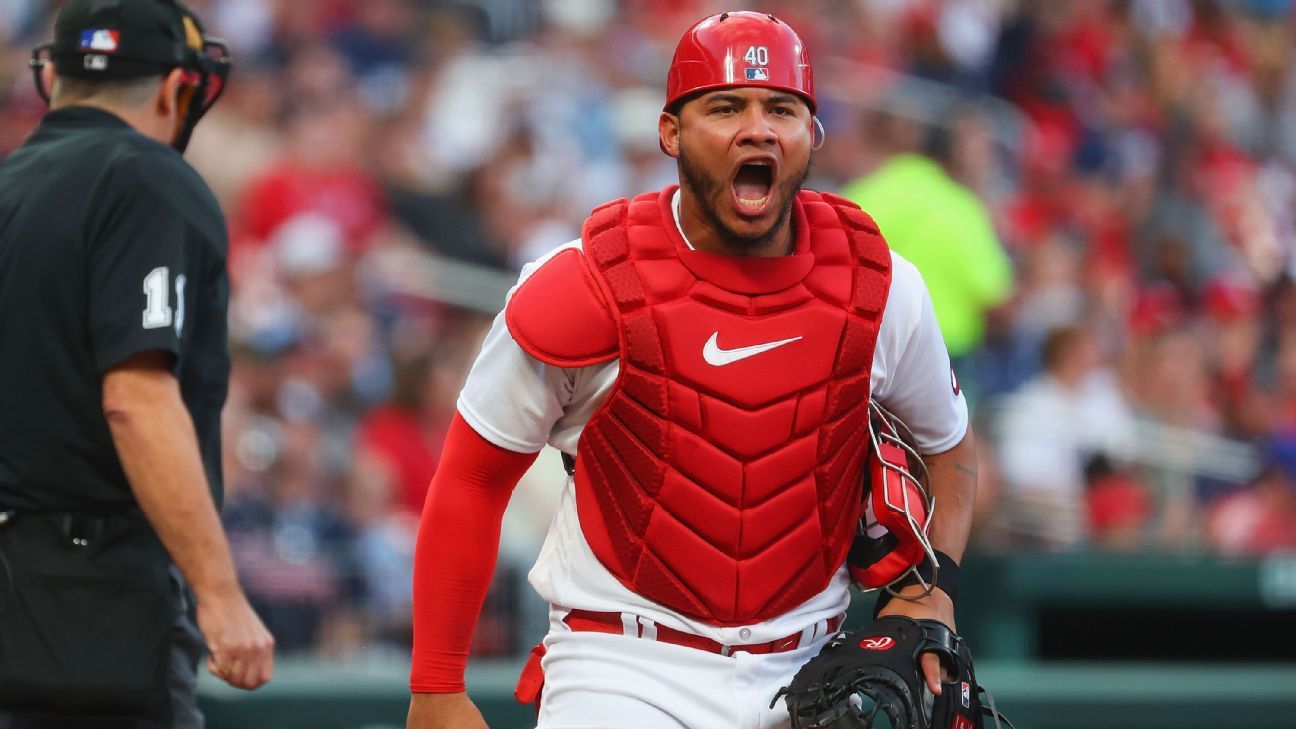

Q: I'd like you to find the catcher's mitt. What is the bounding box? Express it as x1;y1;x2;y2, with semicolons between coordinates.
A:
772;616;1012;729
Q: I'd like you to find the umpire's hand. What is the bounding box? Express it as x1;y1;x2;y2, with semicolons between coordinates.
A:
197;592;276;689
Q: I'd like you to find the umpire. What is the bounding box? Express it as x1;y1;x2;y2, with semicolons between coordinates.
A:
0;1;273;727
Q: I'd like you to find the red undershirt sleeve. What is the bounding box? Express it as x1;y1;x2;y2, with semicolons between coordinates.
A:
409;412;540;693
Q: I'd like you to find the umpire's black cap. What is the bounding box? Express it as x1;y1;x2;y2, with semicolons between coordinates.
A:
50;0;207;79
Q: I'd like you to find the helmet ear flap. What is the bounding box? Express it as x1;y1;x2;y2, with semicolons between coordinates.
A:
848;401;936;591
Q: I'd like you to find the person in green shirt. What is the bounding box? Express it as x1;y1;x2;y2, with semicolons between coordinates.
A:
842;118;1013;361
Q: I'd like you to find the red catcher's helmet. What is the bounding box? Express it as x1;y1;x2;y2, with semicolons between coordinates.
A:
665;11;815;114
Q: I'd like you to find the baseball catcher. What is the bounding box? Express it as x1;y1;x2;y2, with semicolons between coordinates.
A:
408;10;987;728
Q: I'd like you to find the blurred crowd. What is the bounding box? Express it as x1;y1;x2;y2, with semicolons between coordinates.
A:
3;0;1296;657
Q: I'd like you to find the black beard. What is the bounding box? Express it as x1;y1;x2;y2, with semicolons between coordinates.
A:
678;143;812;253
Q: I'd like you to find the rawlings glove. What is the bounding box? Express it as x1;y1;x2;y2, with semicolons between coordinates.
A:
772;616;1012;729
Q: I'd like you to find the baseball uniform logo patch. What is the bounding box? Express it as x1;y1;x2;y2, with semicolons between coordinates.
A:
954;717;975;729
702;332;801;367
746;67;769;80
80;29;120;53
859;636;895;651
961;681;971;708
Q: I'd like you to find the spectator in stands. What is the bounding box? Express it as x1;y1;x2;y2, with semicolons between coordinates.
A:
994;324;1138;549
330;0;418;115
1122;314;1227;547
842;108;1014;365
233;99;388;260
1201;276;1264;436
1085;455;1154;552
1207;434;1296;555
343;450;418;649
223;421;362;652
356;352;448;517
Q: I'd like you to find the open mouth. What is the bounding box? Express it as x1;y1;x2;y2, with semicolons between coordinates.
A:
732;161;774;212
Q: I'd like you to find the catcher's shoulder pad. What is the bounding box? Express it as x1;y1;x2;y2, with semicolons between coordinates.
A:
505;246;619;368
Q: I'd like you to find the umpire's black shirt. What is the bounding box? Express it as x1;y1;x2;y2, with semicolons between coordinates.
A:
0;106;229;512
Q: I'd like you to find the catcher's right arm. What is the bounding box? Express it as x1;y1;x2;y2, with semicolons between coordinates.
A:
773;616;1013;729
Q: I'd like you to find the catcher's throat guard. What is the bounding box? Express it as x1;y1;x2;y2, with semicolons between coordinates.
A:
848;401;938;596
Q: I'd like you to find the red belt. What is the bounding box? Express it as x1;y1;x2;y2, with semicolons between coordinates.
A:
562;609;844;656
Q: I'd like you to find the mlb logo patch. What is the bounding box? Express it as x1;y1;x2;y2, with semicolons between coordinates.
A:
745;67;769;81
80;29;120;53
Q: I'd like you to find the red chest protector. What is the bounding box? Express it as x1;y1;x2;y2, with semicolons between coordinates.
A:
506;186;892;625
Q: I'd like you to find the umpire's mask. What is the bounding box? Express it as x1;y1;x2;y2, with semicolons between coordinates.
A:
29;0;232;154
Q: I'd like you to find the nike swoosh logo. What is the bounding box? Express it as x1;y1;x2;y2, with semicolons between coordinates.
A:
702;332;803;367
